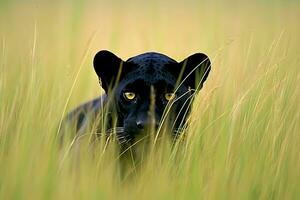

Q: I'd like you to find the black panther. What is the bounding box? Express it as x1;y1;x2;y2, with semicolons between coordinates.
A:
62;50;211;151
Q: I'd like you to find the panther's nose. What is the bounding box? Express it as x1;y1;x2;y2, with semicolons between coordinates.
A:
136;119;159;130
136;120;144;129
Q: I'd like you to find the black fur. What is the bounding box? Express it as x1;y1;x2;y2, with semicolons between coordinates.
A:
62;50;211;146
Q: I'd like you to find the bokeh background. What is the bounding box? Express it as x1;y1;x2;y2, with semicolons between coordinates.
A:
0;0;299;199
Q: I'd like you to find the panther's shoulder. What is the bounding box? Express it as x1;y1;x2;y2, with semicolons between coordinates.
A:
61;95;107;136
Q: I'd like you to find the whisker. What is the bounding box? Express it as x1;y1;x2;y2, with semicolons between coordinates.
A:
106;127;125;132
117;135;127;140
107;130;125;135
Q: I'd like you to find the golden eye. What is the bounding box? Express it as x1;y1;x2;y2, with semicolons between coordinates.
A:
165;93;176;101
123;92;136;101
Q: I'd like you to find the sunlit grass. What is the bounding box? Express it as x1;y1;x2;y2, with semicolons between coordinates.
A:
0;0;299;199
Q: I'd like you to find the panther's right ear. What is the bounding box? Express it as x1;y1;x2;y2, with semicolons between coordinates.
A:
93;50;125;93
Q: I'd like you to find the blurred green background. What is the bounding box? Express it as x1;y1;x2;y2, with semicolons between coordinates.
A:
0;0;299;199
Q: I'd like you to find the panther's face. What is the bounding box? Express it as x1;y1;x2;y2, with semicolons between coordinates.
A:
93;50;211;145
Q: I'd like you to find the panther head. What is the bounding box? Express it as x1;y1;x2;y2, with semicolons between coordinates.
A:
93;50;211;145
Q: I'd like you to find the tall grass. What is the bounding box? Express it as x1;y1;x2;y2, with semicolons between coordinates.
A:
0;0;299;199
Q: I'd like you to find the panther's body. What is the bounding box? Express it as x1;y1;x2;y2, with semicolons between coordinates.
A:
62;50;211;149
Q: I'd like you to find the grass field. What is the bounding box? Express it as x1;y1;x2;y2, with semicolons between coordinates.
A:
0;0;300;199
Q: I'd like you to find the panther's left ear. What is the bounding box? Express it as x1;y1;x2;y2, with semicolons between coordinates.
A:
93;50;125;93
177;53;211;90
